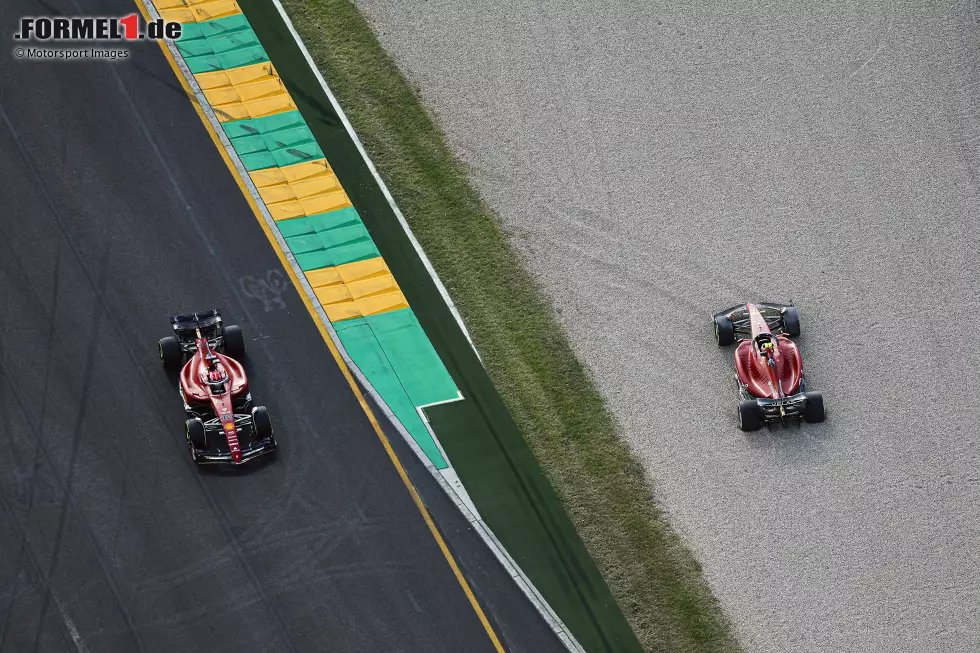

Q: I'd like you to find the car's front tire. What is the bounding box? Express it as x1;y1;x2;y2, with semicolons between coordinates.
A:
781;307;801;337
223;324;245;360
803;392;825;423
185;418;206;461
738;400;762;431
252;406;273;441
159;336;182;370
715;315;735;346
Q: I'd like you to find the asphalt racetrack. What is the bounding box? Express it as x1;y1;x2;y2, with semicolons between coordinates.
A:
354;1;980;651
0;1;565;651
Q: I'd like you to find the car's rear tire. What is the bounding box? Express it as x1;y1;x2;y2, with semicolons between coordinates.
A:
223;324;245;360
185;418;206;461
159;336;182;370
252;406;273;440
715;315;735;346
781;307;801;337
738;400;762;431
803;392;825;423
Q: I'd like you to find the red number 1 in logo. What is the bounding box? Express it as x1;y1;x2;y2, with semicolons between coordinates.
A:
120;14;139;40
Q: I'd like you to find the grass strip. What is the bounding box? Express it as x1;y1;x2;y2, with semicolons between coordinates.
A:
277;1;743;650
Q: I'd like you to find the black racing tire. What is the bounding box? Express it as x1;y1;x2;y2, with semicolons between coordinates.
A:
738;400;763;431
803;392;825;423
781;307;801;337
185;418;206;461
715;315;735;346
159;336;182;370
252;406;273;440
223;324;245;360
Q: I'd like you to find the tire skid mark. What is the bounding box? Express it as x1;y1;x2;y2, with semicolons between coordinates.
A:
0;98;149;653
0;220;158;498
0;345;80;653
133;516;368;592
30;241;111;653
0;469;81;653
0;236;63;652
134;557;406;637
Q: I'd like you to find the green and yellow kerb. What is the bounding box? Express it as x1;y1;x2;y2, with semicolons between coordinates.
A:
149;0;461;470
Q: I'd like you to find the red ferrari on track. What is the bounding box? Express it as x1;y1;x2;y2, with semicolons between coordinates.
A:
158;310;277;464
713;302;825;431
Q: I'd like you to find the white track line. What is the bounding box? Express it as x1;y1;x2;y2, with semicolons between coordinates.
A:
268;0;482;364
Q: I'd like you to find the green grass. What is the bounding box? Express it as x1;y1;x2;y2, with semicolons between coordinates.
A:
278;1;743;651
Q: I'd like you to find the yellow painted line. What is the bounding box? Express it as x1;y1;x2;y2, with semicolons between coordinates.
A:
136;3;505;650
158;0;241;23
307;257;410;322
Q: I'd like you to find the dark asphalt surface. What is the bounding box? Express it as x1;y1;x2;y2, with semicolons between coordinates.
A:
0;1;565;651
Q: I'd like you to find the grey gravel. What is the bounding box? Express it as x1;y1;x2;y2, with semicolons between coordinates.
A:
354;1;980;651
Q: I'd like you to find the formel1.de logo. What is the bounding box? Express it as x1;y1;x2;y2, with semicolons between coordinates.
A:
14;15;181;41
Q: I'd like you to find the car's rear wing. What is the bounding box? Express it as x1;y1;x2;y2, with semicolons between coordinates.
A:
169;309;223;348
170;309;221;329
713;302;794;340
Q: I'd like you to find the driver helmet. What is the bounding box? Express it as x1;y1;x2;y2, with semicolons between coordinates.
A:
203;355;227;393
208;368;226;394
759;338;775;355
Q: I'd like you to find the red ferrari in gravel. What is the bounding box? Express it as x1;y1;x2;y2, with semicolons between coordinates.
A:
158;310;276;464
713;302;825;431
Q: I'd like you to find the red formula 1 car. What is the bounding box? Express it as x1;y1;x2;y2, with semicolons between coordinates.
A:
158;310;277;464
713;302;825;431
